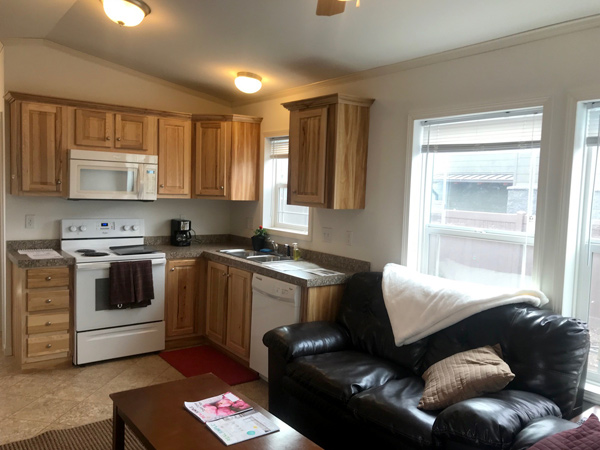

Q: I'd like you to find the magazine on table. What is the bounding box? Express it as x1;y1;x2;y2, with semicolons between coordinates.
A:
184;392;252;423
184;392;279;445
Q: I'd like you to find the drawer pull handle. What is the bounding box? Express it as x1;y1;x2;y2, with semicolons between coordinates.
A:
46;276;52;281
45;299;52;304
46;344;52;349
45;322;52;326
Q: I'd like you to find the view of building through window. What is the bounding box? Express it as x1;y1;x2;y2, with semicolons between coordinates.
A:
416;109;542;288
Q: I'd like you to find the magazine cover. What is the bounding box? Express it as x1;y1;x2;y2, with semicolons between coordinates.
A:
184;392;252;423
206;410;280;446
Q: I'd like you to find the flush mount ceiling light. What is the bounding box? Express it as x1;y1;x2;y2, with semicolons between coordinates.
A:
235;72;263;94
102;0;151;27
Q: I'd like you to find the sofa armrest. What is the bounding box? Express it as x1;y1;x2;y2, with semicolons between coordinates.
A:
432;391;561;450
263;321;351;362
509;416;578;450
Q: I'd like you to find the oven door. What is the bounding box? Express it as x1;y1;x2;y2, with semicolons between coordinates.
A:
74;258;166;332
69;159;154;200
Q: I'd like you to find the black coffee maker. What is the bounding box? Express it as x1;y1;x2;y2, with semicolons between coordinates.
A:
171;219;192;246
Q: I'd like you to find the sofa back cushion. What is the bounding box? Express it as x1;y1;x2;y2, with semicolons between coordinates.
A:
423;304;589;418
336;272;428;375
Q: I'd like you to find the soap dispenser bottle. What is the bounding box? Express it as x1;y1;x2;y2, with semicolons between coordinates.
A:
292;243;300;261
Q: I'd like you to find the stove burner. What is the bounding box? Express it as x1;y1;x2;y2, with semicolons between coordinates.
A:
76;249;95;253
80;251;110;257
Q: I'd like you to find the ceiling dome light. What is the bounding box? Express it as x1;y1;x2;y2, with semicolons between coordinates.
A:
102;0;151;27
235;72;262;94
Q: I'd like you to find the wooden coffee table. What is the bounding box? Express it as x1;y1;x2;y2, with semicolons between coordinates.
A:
110;373;321;450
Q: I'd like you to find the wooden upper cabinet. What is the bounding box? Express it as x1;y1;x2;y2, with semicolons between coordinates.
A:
193;115;262;200
195;122;228;198
11;101;67;196
74;109;113;148
283;94;374;209
157;118;192;198
73;108;156;153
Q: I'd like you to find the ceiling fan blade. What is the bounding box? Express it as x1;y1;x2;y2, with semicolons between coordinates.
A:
316;0;346;16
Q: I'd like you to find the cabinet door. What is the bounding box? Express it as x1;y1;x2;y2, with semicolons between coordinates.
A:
288;107;328;207
194;122;229;198
165;260;199;338
20;102;66;194
225;268;252;359
206;261;228;344
230;122;260;201
74;109;114;148
115;113;154;152
157;118;191;197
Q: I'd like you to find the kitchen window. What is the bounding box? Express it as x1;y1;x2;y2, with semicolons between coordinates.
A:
263;136;310;236
406;107;543;288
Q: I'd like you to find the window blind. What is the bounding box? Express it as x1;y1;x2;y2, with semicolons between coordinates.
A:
421;108;543;153
270;137;289;158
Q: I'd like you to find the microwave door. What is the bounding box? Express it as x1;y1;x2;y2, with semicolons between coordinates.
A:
69;160;141;200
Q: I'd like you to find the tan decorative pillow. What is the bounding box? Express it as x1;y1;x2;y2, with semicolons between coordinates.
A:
418;344;515;410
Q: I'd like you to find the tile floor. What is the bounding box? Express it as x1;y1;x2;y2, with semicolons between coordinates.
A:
0;349;268;445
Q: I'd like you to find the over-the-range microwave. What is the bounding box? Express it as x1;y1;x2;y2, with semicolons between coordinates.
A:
68;149;158;201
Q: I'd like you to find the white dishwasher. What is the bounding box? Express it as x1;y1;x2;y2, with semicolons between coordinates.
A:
250;274;301;380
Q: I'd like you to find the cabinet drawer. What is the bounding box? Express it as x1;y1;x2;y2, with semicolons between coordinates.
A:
27;333;70;358
27;313;69;335
27;268;69;289
27;289;69;312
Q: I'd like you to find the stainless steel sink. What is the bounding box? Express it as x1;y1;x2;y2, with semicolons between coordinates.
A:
219;249;292;263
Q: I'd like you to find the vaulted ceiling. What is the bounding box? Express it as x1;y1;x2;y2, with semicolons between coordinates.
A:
2;0;600;103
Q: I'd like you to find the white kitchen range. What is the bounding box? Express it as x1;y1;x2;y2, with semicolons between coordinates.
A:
61;219;166;365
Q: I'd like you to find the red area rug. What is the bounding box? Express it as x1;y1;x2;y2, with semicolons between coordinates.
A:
159;345;259;386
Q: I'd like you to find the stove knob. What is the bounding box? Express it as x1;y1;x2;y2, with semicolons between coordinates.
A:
79;226;87;232
69;226;77;232
123;225;131;231
132;225;140;231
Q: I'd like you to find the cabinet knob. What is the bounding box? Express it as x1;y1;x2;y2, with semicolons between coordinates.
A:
46;276;52;281
293;190;297;194
222;273;226;277
46;344;52;349
57;180;62;185
170;268;175;272
106;136;111;141
160;184;165;188
220;186;224;190
116;137;121;141
11;174;15;180
45;298;52;303
45;321;52;326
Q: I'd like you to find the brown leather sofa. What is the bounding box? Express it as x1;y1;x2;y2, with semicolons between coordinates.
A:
263;272;590;450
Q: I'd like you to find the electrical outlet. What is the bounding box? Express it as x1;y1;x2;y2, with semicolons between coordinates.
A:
346;230;353;246
25;214;35;229
322;227;332;243
246;217;252;229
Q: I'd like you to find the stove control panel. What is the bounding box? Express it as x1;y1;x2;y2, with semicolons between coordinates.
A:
61;219;145;239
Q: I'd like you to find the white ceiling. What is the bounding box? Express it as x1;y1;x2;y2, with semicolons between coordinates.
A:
2;0;600;103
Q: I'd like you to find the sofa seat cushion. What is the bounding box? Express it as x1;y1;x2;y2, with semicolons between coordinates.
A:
286;350;409;404
433;390;561;449
348;378;437;448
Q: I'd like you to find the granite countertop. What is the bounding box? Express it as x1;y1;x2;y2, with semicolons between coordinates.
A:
7;237;370;288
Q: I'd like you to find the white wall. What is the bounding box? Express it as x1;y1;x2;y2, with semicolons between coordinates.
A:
231;24;600;308
3;40;235;241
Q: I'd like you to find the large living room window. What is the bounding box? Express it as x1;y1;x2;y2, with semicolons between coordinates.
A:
407;107;543;289
263;136;310;236
568;101;600;387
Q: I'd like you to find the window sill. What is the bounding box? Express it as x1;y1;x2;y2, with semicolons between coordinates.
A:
584;382;600;404
266;227;312;242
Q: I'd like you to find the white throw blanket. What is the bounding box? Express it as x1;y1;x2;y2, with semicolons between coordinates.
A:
382;263;549;346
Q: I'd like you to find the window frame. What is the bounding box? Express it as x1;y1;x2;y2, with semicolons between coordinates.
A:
262;132;312;240
403;99;553;295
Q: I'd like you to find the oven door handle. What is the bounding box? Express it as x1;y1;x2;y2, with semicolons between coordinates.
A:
76;258;167;271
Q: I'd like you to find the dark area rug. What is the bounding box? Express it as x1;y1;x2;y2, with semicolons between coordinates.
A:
159;345;259;385
0;419;143;450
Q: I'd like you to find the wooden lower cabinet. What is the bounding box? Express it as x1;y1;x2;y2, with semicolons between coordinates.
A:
12;265;72;368
165;259;204;348
205;261;252;360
